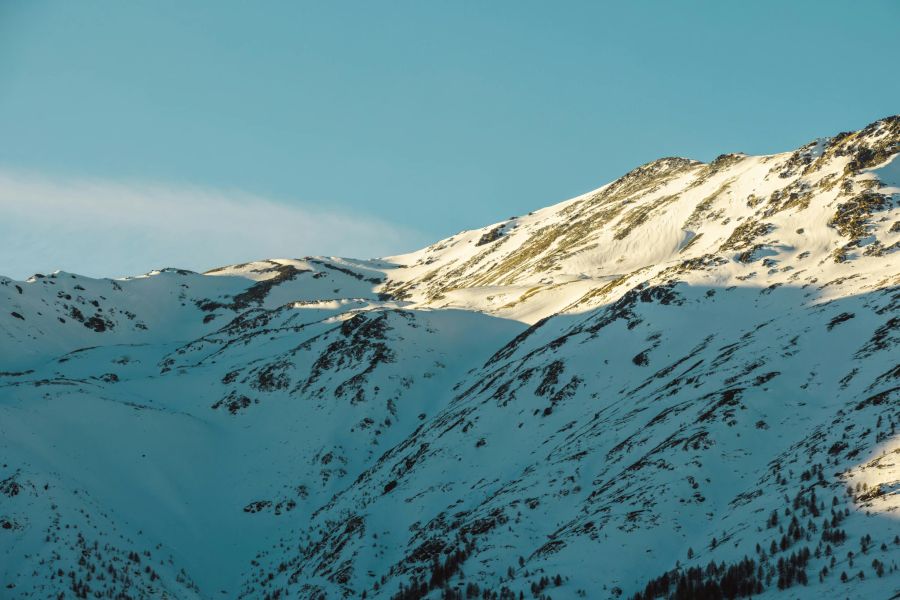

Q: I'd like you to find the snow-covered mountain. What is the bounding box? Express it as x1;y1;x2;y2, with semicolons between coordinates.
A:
2;116;899;600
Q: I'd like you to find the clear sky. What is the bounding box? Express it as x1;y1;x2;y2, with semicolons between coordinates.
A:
1;0;898;278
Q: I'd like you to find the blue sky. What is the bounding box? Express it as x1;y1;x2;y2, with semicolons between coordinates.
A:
1;1;898;278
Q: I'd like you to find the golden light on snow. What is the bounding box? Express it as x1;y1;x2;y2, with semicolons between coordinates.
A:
846;438;900;517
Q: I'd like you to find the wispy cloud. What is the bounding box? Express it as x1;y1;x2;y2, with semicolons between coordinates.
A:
0;169;428;280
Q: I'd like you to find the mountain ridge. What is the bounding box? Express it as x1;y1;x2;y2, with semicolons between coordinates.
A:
1;116;899;599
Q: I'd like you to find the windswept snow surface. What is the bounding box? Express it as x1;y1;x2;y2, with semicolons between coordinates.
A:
2;116;900;599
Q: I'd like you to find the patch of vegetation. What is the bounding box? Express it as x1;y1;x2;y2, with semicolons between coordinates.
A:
475;226;505;246
719;221;774;252
828;191;890;241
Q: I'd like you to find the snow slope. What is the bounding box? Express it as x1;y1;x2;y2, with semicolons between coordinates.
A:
1;116;899;600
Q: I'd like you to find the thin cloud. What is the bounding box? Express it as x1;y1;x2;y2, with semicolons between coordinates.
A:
0;169;428;280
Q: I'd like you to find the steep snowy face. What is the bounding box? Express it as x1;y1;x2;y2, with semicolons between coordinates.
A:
380;117;900;324
1;116;899;600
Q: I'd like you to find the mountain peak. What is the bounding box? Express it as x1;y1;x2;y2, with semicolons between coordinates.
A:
2;118;898;599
